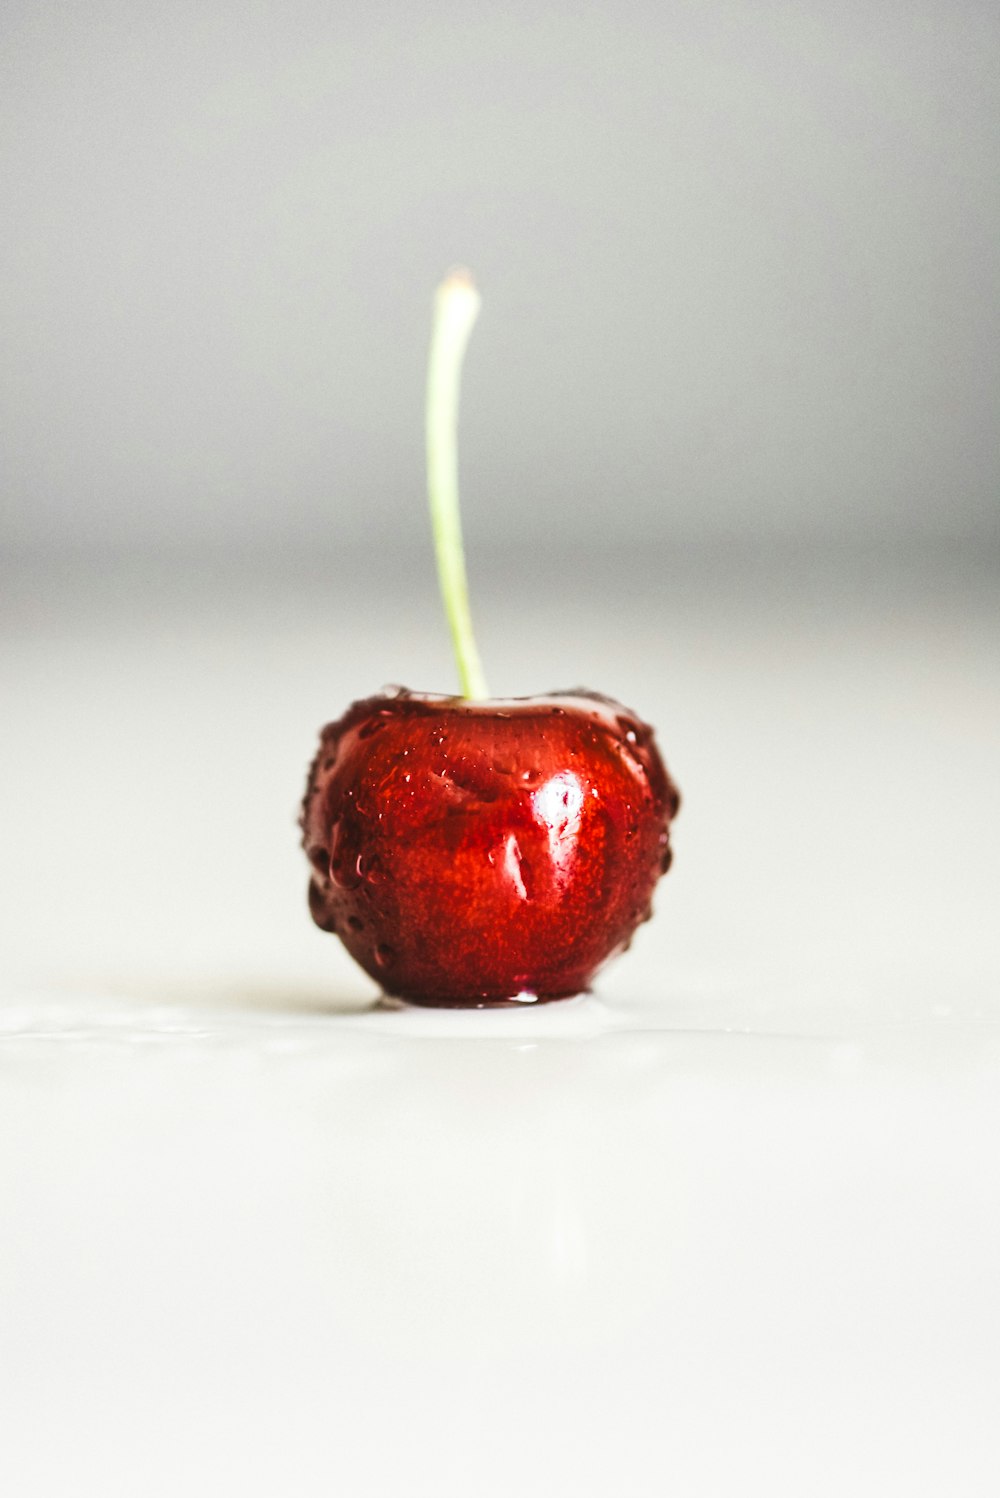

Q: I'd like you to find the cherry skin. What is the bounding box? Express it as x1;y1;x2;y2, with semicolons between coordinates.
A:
301;688;680;1006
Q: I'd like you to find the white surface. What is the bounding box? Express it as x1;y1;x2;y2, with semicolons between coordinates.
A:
2;556;999;1495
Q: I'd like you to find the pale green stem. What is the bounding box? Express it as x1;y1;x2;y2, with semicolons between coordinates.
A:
426;269;489;700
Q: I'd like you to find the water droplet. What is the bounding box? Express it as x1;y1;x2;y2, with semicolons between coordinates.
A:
308;881;337;933
520;768;542;786
374;943;396;970
357;717;387;740
503;835;533;900
617;715;650;747
329;821;363;889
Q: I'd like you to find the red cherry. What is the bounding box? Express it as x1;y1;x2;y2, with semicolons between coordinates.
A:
301;688;680;1006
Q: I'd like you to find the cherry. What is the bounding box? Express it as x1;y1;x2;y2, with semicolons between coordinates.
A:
301;272;680;1005
301;689;679;1005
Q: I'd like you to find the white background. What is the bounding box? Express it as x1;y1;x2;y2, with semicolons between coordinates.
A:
2;557;998;1495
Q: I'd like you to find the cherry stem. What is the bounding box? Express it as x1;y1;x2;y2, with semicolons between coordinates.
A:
426;268;489;701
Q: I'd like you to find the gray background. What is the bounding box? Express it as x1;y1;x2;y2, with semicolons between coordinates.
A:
2;0;998;572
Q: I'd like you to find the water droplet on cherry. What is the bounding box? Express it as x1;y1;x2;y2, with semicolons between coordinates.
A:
329;821;363;889
357;717;387;740
308;881;337;932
